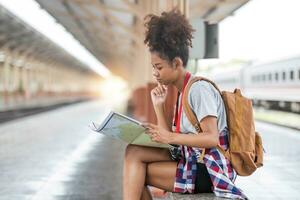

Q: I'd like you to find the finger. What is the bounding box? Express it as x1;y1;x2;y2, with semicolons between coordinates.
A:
150;135;157;141
158;81;167;91
145;130;155;135
145;128;156;134
157;83;163;90
152;136;159;142
152;89;160;97
156;87;164;96
142;122;154;128
145;130;157;137
141;122;150;127
151;88;161;96
158;83;167;91
152;87;159;96
146;123;157;129
143;122;155;127
154;87;162;96
150;89;155;95
157;82;166;94
157;85;165;96
157;81;162;87
157;83;167;93
147;132;154;138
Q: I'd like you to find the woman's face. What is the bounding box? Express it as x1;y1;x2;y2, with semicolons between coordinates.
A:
150;52;176;85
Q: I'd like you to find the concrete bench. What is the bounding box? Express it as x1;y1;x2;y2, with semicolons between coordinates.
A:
170;193;225;200
154;192;224;200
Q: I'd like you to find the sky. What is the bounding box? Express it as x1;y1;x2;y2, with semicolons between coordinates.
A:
219;0;300;62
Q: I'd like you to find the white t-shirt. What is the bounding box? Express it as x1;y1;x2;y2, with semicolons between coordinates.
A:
176;76;228;134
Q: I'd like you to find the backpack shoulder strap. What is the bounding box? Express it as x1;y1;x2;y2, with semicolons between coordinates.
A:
182;76;222;132
182;77;203;133
182;76;229;161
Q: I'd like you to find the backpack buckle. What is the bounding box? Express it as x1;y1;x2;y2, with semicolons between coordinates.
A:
194;123;201;133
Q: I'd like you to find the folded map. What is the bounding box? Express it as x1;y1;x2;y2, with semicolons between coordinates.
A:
90;111;172;149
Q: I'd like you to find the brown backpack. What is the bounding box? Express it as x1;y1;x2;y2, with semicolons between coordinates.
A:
182;76;264;176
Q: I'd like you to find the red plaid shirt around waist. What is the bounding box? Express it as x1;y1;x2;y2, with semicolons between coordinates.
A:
172;128;248;199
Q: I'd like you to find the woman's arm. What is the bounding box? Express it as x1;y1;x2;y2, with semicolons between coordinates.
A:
170;116;219;148
151;83;172;131
153;104;172;131
144;116;219;148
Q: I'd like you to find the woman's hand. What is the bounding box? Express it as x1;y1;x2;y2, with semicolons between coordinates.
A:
143;123;173;144
150;83;168;106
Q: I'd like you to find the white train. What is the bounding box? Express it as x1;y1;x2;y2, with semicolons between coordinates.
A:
204;56;300;113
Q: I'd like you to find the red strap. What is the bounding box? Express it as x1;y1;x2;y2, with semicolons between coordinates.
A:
173;92;180;127
175;72;191;133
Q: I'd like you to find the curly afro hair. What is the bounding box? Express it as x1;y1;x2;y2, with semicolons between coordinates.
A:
144;9;195;67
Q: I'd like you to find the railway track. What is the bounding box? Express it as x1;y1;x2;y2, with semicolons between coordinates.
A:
0;99;87;124
254;108;300;131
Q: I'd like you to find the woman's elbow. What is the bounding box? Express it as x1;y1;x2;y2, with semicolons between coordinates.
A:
209;133;219;147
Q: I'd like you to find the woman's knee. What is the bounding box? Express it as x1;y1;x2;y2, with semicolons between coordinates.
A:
125;145;171;163
124;144;143;161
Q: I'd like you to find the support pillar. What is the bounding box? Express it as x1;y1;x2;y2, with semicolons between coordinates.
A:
3;52;12;106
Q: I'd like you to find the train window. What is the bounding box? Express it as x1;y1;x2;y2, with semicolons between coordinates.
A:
262;74;266;81
290;70;294;80
282;71;286;81
275;72;279;81
298;69;300;80
268;73;272;81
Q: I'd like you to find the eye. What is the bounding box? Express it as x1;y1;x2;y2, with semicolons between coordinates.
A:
157;66;163;71
152;64;163;71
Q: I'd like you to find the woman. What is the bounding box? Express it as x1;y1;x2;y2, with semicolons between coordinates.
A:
123;9;247;200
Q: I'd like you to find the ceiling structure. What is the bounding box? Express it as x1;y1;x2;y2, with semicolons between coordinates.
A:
35;0;250;81
0;5;90;73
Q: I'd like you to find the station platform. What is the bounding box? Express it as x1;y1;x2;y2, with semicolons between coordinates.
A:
0;100;299;200
0;95;92;112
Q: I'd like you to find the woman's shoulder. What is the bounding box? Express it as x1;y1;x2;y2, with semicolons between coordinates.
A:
189;79;215;94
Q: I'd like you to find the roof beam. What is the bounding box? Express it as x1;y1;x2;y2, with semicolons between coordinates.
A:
189;0;220;19
122;0;145;19
62;0;102;59
204;0;249;23
72;0;138;59
90;0;143;45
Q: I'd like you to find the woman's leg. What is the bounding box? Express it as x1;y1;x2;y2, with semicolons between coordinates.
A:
140;186;152;200
145;161;177;192
123;144;175;200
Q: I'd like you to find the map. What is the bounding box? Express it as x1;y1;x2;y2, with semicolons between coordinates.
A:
90;111;171;148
